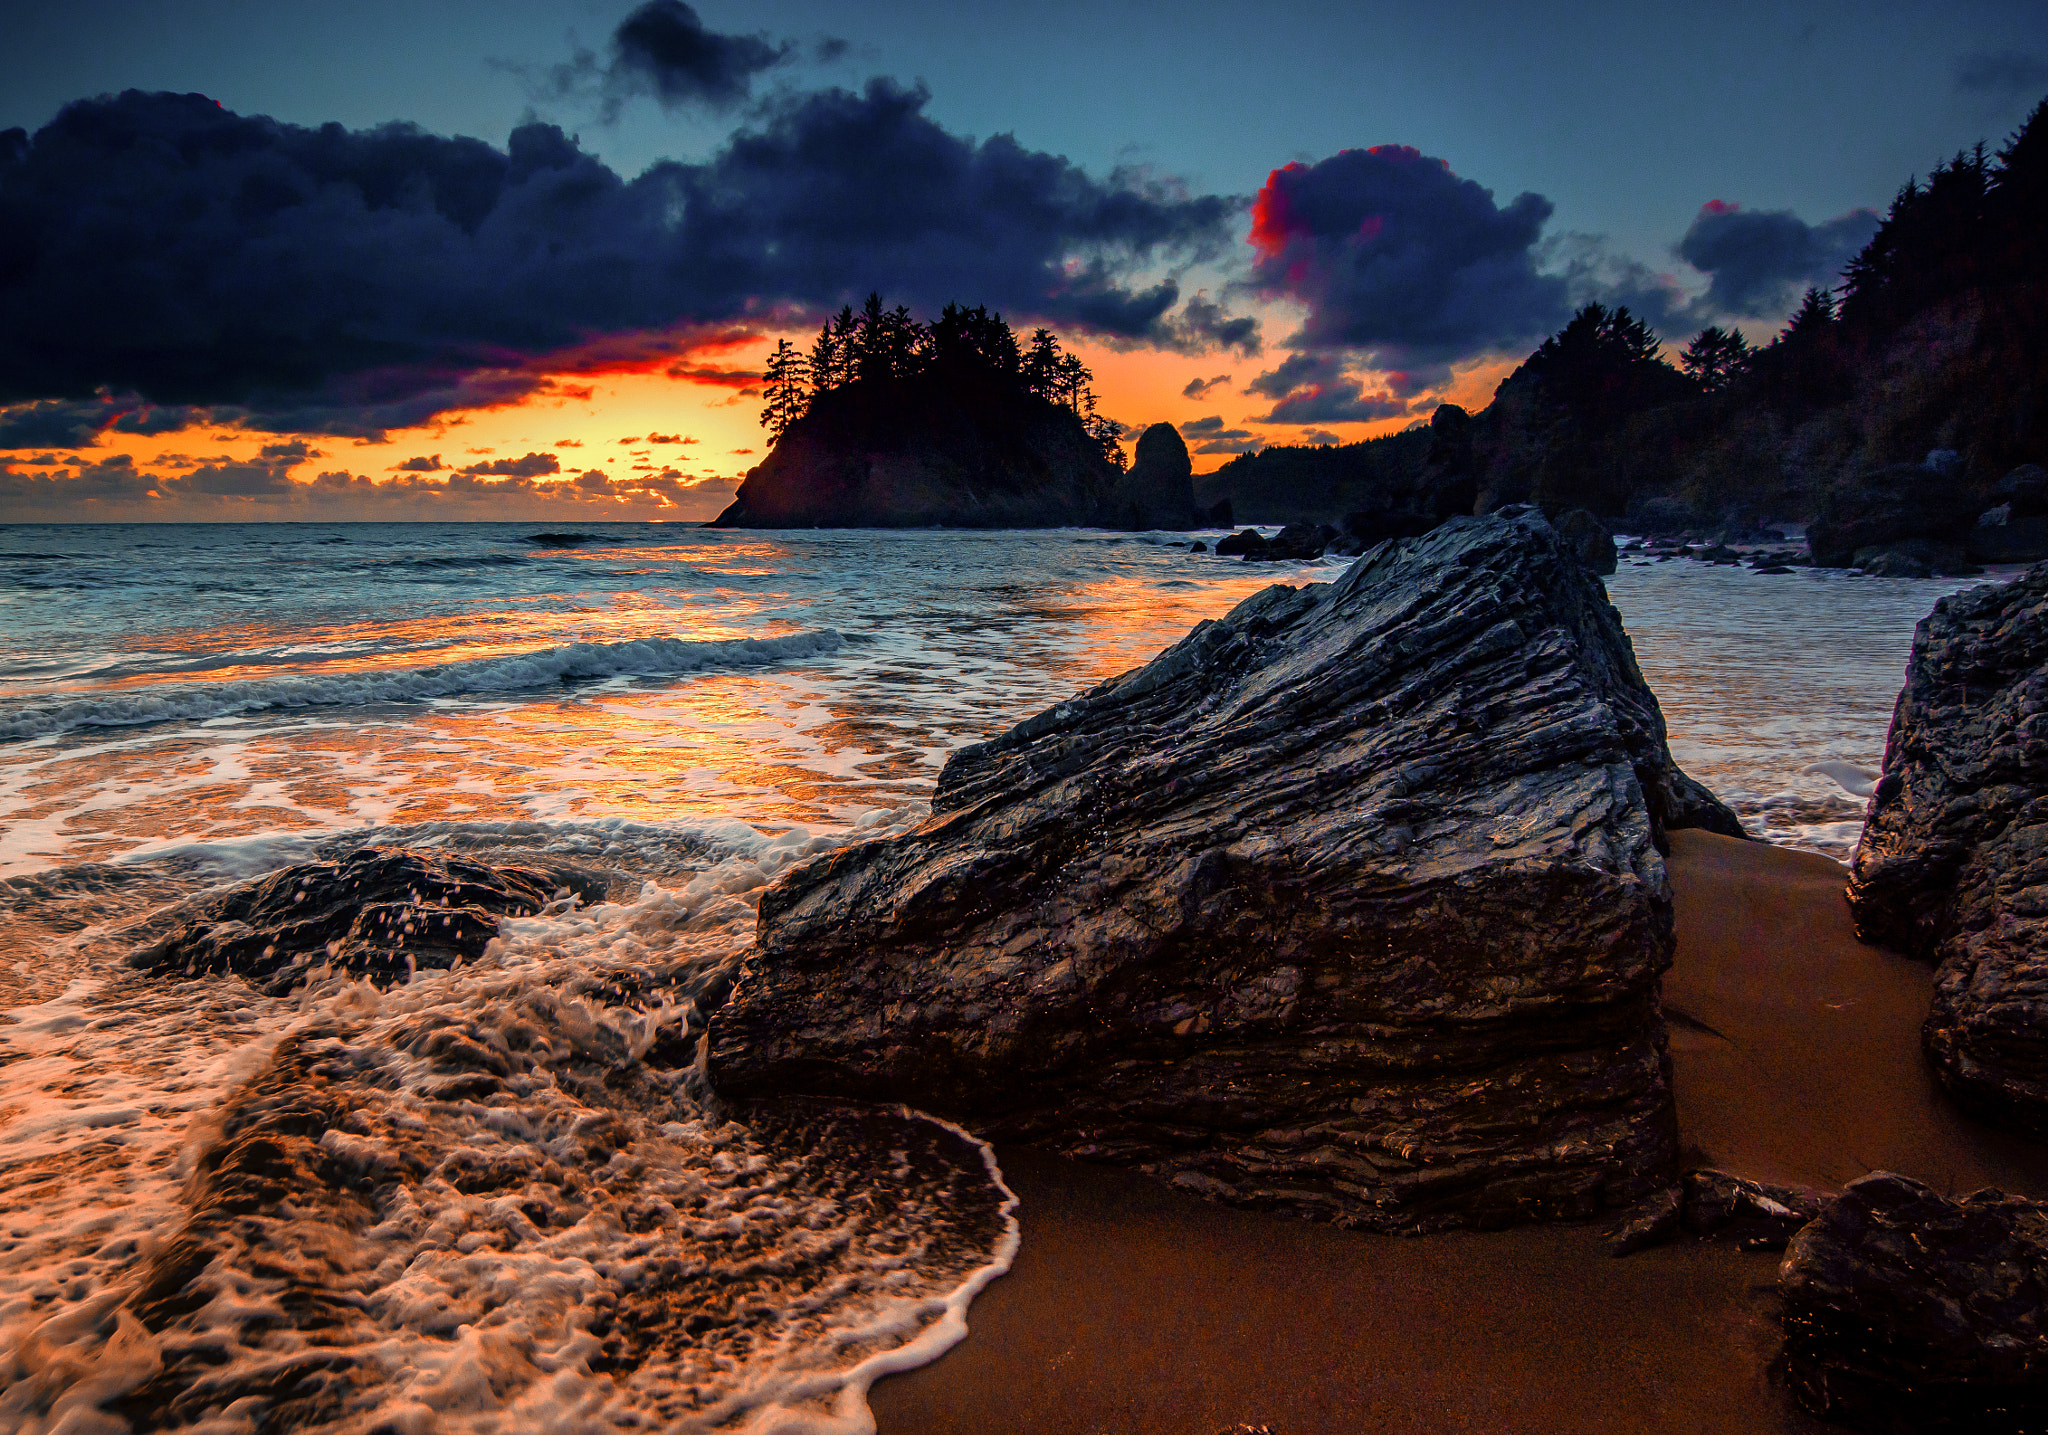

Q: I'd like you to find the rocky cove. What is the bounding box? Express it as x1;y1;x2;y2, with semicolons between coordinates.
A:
12;513;2048;1433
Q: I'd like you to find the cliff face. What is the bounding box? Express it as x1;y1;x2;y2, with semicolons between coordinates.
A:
712;373;1123;529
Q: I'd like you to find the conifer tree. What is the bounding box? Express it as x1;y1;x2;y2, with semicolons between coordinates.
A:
759;338;806;442
1680;325;1753;392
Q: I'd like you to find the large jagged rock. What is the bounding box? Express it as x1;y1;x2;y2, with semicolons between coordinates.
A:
1848;565;2048;1131
709;511;1743;1231
1780;1172;2048;1433
1104;423;1197;530
129;849;606;994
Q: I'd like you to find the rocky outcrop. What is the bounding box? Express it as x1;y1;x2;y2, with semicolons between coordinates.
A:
1849;565;2048;1130
1104;423;1198;530
1553;509;1617;575
129;849;606;994
1971;465;2048;564
1807;462;1985;568
1780;1172;2048;1433
1214;523;1335;561
1610;1168;1824;1256
709;511;1744;1231
710;374;1121;529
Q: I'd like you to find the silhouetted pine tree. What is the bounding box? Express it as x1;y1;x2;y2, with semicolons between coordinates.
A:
759;339;806;442
1681;326;1753;392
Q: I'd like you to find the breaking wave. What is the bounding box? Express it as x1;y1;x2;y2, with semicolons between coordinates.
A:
0;630;847;742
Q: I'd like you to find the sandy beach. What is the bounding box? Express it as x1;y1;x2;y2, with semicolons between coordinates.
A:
867;831;2048;1434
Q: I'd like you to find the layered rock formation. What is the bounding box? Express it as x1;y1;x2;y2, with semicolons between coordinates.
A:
129;848;606;993
1781;1172;2048;1432
710;374;1125;529
710;510;1743;1231
1848;565;2048;1131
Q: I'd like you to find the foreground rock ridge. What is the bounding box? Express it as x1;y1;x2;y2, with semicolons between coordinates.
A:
711;511;1741;1230
1848;564;2048;1131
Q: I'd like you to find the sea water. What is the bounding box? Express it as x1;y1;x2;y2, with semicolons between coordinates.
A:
0;521;2007;1432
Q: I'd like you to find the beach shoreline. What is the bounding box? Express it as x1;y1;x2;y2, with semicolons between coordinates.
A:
866;831;2048;1434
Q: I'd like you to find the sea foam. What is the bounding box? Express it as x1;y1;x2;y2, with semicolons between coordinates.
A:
0;629;846;742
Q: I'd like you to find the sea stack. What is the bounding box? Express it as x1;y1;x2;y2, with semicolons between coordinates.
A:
710;510;1741;1231
1104;422;1197;529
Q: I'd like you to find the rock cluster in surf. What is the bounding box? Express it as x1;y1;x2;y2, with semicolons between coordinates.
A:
710;510;1743;1231
128;848;606;994
1848;564;2048;1131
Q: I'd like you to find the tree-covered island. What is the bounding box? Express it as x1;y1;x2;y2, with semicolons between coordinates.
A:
712;295;1197;529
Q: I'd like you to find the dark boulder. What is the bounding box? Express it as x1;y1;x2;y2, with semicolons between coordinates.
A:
1107;423;1199;530
1854;539;1979;577
1553;508;1618;575
1212;523;1333;561
708;511;1743;1231
129;849;607;994
1623;494;1697;538
1971;478;2048;563
1849;564;2048;1131
1995;464;2048;518
1808;463;1985;568
1199;497;1235;528
1780;1172;2048;1433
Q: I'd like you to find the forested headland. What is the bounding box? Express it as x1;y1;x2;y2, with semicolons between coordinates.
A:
1201;98;2048;542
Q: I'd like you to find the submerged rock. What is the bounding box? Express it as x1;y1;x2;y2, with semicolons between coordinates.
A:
129;848;607;993
1848;565;2048;1131
710;511;1742;1231
1780;1172;2048;1433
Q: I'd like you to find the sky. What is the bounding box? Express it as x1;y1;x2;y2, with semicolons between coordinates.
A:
1;0;2043;522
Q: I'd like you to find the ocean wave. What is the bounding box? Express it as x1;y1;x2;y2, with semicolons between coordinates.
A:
0;629;845;741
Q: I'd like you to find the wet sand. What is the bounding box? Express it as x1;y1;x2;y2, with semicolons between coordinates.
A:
869;831;2048;1434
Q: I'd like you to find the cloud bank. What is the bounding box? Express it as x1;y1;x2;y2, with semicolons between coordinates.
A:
1248;145;1568;365
0;83;1236;438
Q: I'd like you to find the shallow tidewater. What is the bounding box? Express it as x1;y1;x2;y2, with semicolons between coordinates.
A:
0;521;2014;1430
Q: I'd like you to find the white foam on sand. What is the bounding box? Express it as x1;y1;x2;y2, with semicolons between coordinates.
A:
0;813;1018;1435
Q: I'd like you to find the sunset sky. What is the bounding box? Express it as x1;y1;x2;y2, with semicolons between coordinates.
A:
2;0;2042;522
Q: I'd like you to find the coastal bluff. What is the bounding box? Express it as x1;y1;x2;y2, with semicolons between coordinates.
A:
710;376;1196;529
711;510;1741;1231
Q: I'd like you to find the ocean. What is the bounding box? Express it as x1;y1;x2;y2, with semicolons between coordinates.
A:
0;520;2006;1432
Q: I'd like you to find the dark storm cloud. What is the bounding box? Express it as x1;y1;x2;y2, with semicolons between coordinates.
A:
1955;50;2048;98
0;85;1235;432
1160;294;1261;356
1248;145;1567;364
1182;374;1231;400
536;1;794;118
0;398;104;449
610;1;793;109
1181;414;1261;454
459;452;560;478
1245;352;1408;423
1674;202;1879;318
0;395;206;448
